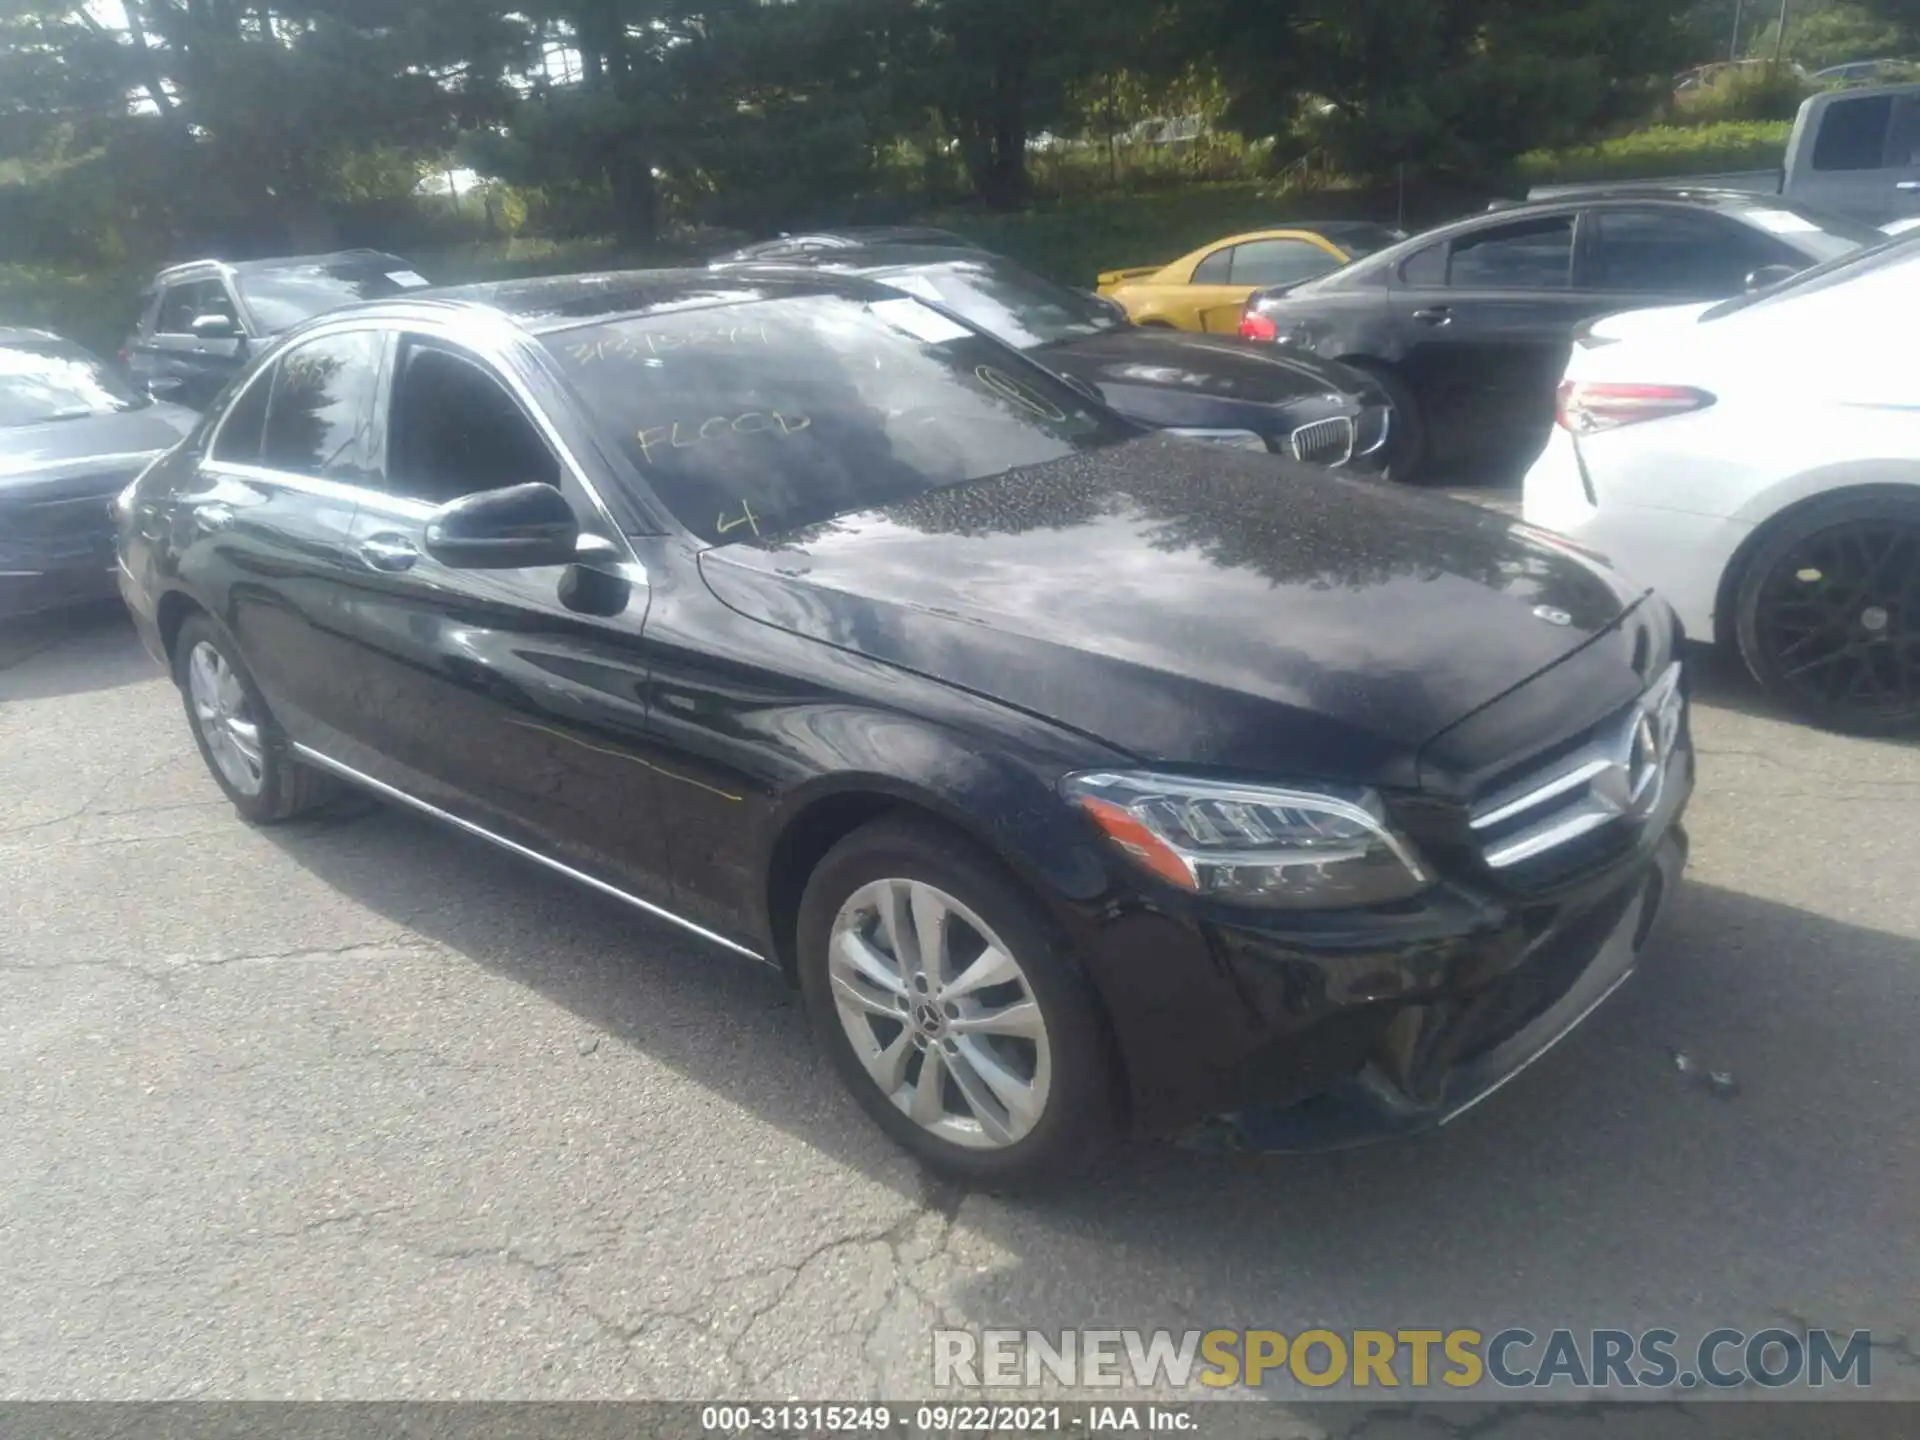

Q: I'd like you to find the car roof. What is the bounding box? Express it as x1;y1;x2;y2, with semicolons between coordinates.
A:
387;266;894;336
721;244;1002;276
152;248;414;283
0;326;63;345
1493;187;1798;212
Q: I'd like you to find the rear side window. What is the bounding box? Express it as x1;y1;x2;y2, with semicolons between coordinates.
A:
1588;208;1792;295
1812;94;1894;171
1229;238;1343;286
1190;248;1234;284
1448;216;1574;289
259;329;385;485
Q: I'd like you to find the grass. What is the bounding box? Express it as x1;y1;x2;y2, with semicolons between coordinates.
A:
1517;120;1792;187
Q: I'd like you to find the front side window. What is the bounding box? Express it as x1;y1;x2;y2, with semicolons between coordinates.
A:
1589;208;1789;295
1229;239;1345;286
385;342;559;506
157;280;238;336
876;259;1124;350
258;329;385;484
0;339;150;427
546;292;1133;546
1448;216;1574;289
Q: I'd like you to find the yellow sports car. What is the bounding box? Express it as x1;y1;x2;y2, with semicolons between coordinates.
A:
1097;221;1407;332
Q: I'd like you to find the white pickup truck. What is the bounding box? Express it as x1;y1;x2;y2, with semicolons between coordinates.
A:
1530;82;1920;227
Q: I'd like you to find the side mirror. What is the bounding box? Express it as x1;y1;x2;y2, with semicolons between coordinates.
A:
191;313;241;340
1745;264;1798;293
424;483;581;570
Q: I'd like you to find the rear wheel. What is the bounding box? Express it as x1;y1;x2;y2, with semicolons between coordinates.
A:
1733;492;1920;734
796;816;1116;1186
1350;361;1427;483
173;615;337;821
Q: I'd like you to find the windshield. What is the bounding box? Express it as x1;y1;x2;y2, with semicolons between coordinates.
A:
236;258;430;333
1737;200;1884;262
0;340;149;427
546;291;1135;545
872;259;1126;350
1703;229;1920;321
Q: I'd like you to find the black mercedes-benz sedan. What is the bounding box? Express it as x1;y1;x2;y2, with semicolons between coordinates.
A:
720;246;1396;472
117;269;1691;1185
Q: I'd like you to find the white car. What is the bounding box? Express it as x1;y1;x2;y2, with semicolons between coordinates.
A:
1524;234;1920;733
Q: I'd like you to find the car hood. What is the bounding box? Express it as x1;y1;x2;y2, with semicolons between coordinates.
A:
1038;328;1376;407
0;404;196;488
697;437;1646;787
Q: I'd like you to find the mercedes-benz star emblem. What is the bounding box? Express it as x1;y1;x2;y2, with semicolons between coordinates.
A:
1626;711;1661;812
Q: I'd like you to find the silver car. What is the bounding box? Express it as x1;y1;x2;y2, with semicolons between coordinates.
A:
1;328;197;618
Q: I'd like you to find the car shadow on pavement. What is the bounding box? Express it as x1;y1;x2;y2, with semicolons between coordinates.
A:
262;801;1920;1352
0;602;156;703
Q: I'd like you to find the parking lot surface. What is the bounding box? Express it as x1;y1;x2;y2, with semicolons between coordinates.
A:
3;510;1917;1410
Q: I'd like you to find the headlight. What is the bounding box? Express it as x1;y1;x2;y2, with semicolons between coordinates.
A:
1062;771;1432;909
1164;427;1270;452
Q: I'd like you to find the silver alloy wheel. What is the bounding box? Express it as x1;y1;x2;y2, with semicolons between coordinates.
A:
828;878;1053;1150
187;640;265;798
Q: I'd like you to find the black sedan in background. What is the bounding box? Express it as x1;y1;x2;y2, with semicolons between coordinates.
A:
118;270;1690;1184
1;328;195;617
1238;190;1881;479
723;246;1395;471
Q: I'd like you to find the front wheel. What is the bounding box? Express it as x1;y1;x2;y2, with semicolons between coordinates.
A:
173;614;337;822
796;816;1116;1186
1733;492;1920;734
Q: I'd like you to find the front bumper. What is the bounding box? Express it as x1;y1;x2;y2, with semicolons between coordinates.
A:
1076;746;1692;1149
1187;826;1684;1152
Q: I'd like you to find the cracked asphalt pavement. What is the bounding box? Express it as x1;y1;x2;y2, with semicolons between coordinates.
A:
3;537;1917;1417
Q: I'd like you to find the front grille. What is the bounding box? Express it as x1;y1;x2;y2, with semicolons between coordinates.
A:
1289;415;1356;468
1469;660;1686;878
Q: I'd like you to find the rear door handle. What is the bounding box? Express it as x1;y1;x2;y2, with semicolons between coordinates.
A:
358;534;420;572
1896;180;1920;191
1411;307;1452;326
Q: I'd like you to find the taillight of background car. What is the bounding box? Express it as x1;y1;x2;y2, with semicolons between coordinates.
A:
1238;306;1279;342
1555;381;1716;434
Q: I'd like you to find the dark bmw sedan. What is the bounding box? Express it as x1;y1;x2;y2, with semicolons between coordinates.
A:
2;328;196;617
723;246;1395;472
117;270;1691;1184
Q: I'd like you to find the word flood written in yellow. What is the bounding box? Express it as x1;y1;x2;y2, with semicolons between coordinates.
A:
636;411;811;464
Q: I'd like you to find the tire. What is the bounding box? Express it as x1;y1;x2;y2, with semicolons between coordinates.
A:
172;614;337;822
796;815;1117;1187
1733;490;1920;735
1352;361;1428;484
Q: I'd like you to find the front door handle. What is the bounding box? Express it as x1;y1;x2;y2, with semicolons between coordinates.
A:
1896;180;1920;192
1411;307;1453;326
198;503;234;533
358;534;420;572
